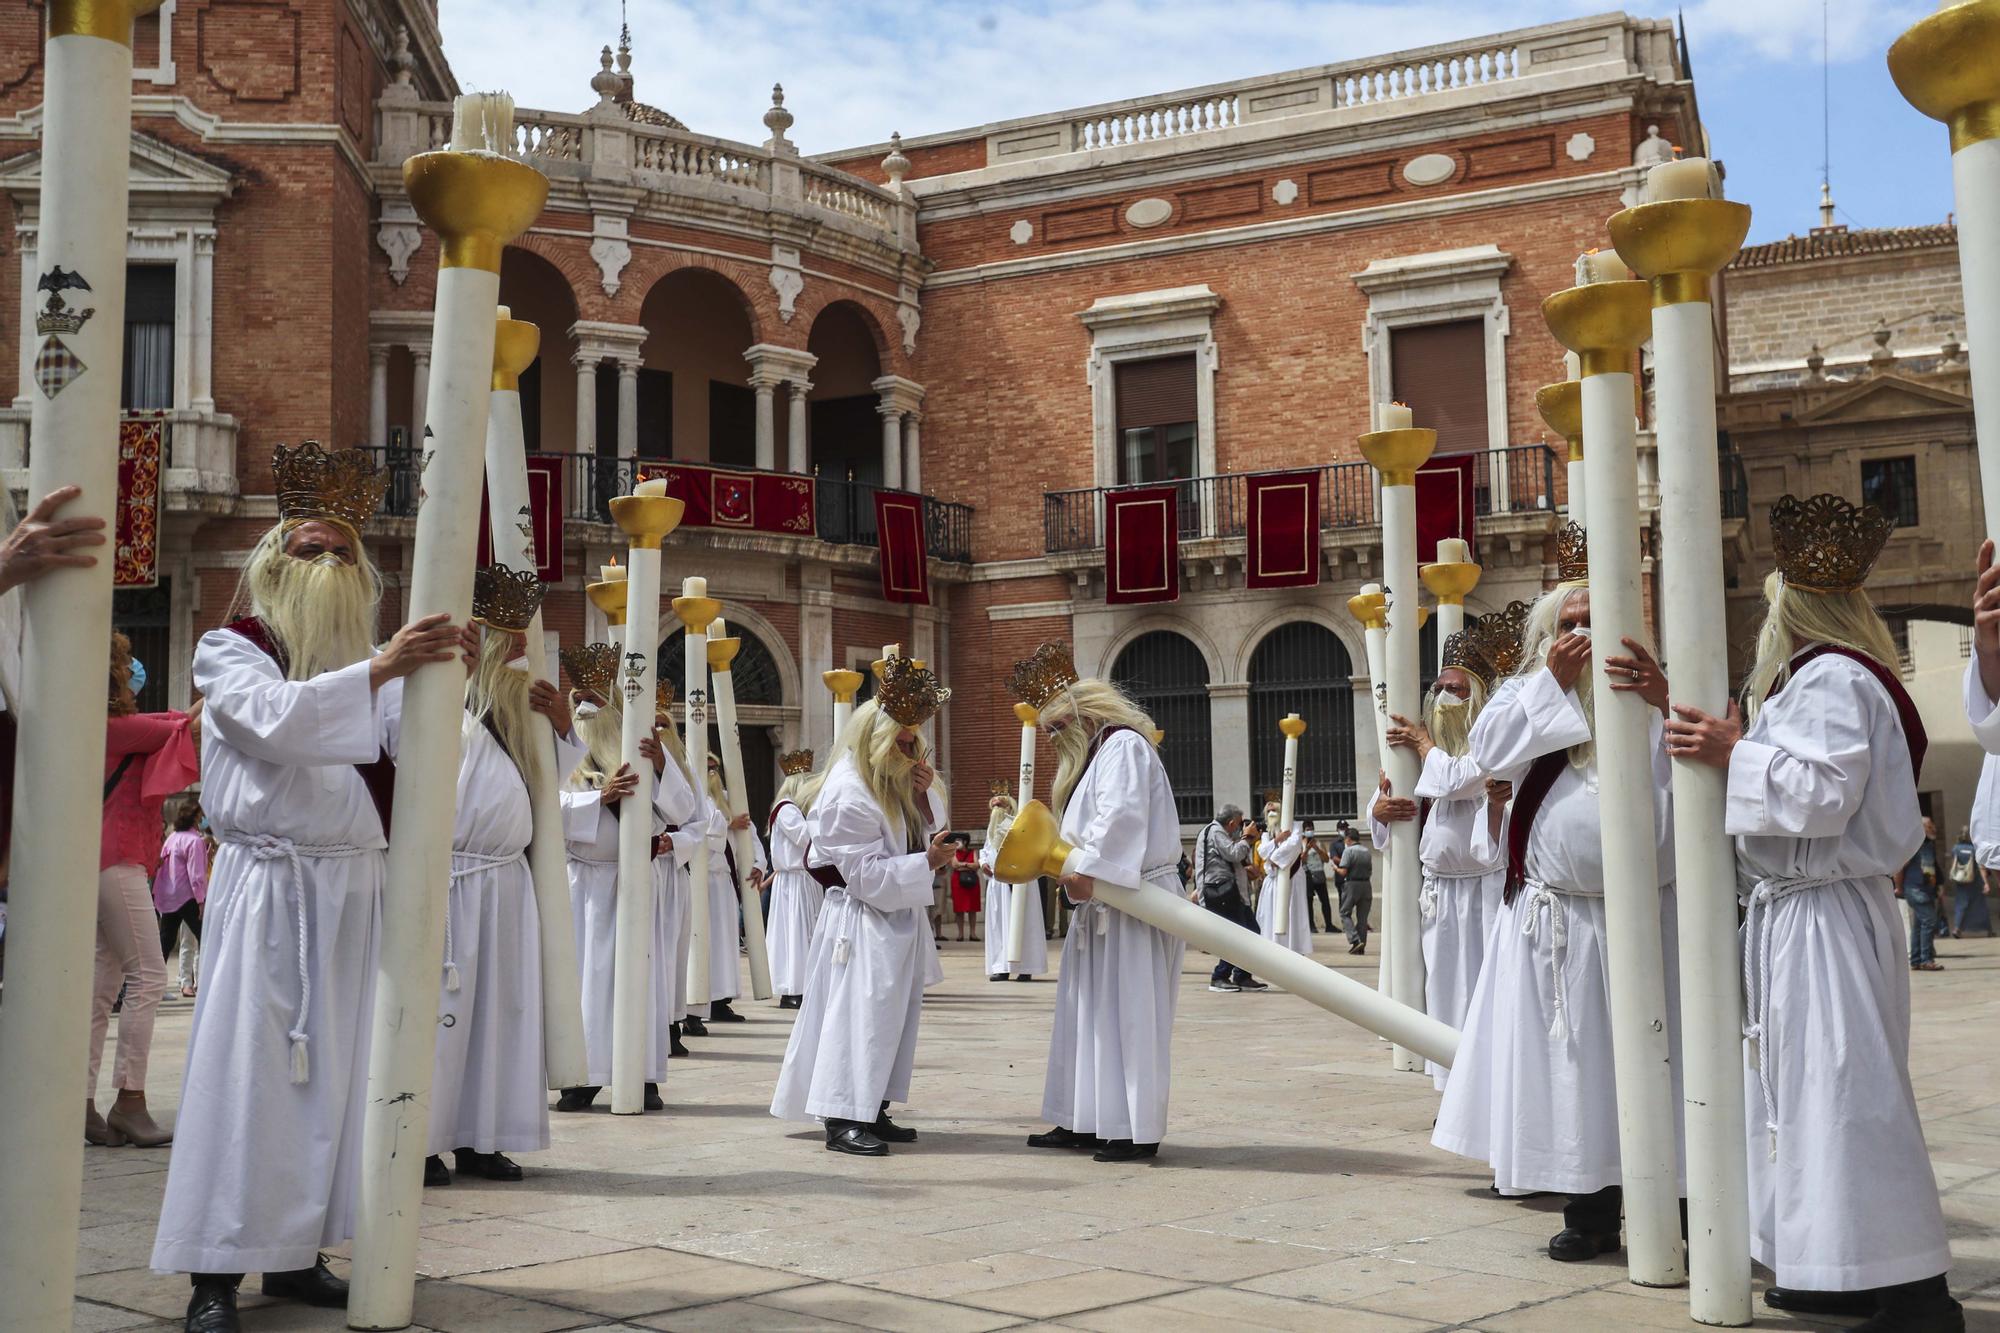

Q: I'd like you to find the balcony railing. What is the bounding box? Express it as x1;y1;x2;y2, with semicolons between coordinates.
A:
1042;444;1560;554
359;447;973;563
1720;450;1749;521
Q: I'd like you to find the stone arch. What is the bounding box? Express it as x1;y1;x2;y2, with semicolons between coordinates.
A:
1245;618;1358;821
1099;611;1228;685
504;233;597;319
620;250;774;346
801;292;899;370
496;244;583;453
1231;603;1362;683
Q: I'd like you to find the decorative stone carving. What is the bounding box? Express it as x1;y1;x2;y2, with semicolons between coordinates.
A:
1272;178;1299;205
1009;219;1033;245
882;132;911;195
1401;153;1456;187
1565;131;1596;162
769;245;804;323
898;302;921;354
377;204;421;285
1635;124;1674;168
590;240;630;298
763;84;796;153
1125;197;1173;228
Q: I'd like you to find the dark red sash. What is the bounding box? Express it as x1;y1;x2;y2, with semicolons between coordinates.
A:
224;617;396;837
1767;645;1927;774
1502;752;1568;906
767;798;796;840
803;770;936;891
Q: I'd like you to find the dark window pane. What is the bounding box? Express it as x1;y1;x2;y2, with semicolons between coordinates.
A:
1248;622;1356;822
1389;319;1486;453
1860;457;1918;528
1110;631;1211;823
709;381;756;468
638;368;671;458
122;264;174;411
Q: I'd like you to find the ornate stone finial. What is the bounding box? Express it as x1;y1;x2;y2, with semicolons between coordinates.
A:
1634;123;1675;168
763;83;795;149
1806;344;1826;381
882;131;911;191
1942;329;1964;363
590;46;620;108
391;25;414;87
1871;321;1895;367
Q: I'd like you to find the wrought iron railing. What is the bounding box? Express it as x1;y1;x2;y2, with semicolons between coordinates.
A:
1041;444;1561;554
1719;449;1749;521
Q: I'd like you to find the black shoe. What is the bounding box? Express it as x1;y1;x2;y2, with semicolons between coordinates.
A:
1026;1126;1103;1150
423;1154;451;1187
1764;1287;1876;1316
681;1015;709;1037
261;1255;347;1307
1853;1276;1964;1333
644;1082;666;1111
709;999;747;1022
1092;1139;1159;1162
454;1148;523;1181
779;994;802;1009
989;972;1008;981
185;1276;241;1332
874;1100;917;1143
1547;1228;1621;1262
1015;974;1033;981
1207;980;1242;992
1236;978;1269;992
825;1119;888;1156
670;1023;691;1057
555;1086;599;1113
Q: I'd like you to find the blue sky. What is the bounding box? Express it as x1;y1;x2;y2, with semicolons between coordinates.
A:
443;1;1950;244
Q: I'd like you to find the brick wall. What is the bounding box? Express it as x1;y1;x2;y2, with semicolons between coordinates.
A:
1726;246;1964;380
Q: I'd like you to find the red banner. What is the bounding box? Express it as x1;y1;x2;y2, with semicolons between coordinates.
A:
477;454;564;583
114;414;162;589
873;490;930;605
636;461;814;537
1416;453;1477;562
1104;485;1180;605
1244;469;1320;590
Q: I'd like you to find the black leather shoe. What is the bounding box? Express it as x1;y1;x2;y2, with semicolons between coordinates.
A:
779;994;802;1009
644;1082;666;1111
681;1015;709;1037
988;972;1008;981
423;1154;451;1187
1092;1139;1159;1162
710;999;747;1022
261;1255;347;1307
874;1101;917;1143
1853;1276;1965;1332
1764;1286;1876;1316
1026;1126;1102;1150
1547;1228;1621;1262
1015;973;1033;981
554;1086;599;1112
455;1149;523;1181
670;1023;691;1056
825;1119;888;1156
185;1277;241;1332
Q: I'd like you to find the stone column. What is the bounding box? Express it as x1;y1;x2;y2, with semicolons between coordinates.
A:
903;412;922;494
750;374;778;471
786;378;812;474
878;403;904;491
616;357;639;460
409;346;430;448
190;233;215;411
574;352;598;454
1208;681;1252;815
369;345;391;450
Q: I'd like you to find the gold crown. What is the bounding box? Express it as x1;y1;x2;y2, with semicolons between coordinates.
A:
471;564;545;632
1771;492;1893;593
274;441;387;542
655;680;676;713
560;642;618;698
1463;600;1532;679
1439;630;1493;685
779;749;815;776
1554;521;1589;583
876;654;951;727
1005;641;1080;712
990;778;1012;797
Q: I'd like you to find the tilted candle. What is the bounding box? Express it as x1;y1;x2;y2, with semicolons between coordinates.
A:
1436;537;1471;563
633;478;669;498
709;617;729;640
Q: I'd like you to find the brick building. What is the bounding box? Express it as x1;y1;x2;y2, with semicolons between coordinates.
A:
1;6;1702;830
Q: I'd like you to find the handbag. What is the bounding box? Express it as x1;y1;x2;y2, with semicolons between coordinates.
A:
955;865;978;890
1950;847;1978;884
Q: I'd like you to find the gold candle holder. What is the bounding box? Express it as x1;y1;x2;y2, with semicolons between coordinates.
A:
585;578;629;627
493;312;540;390
1890;1;2000;153
823;668;864;703
608;494;684;550
1542;281;1653;376
706;635;741;672
1346;590;1387;630
672;594;722;632
1357;428;1437;486
994;799;1071;883
1606;199;1753;308
1013;702;1039;727
51;0;166;41
1535;381;1584;463
403;150;549;275
1279;715;1307;742
1420;561;1482;605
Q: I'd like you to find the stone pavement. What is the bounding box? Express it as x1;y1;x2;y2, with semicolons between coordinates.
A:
71;929;2000;1331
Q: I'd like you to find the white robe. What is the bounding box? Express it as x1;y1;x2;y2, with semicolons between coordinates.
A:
152;631;401;1275
1254;830;1312;955
1432;668;1685;1197
1041;729;1187;1144
697;804;767;1005
427;722;579;1155
666;782;719;1023
561;756;697;1087
979;843;1048;976
765;802;824;996
1733;651;1950;1290
771;760;944;1124
1411;745;1507;1091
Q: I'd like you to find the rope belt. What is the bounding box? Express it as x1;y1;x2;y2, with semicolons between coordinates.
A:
217;832;368;1085
1518;879;1574;1043
1419;868;1493;921
1742;873;1840;1161
1074;864;1181;953
441;850;524;992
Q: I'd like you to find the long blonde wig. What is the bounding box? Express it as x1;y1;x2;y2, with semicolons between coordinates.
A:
1740;571;1900;722
466;628;541;787
232;522;382;681
568;691;623;790
1040;678;1159;816
985;792;1018;847
1517;583;1596;769
1424;671;1488;759
828;699;936;844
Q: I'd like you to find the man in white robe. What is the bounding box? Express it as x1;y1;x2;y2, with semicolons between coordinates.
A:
1254;800;1311;956
151;445;471;1333
766;752;825;1007
1430;572;1685;1266
693;754;765;1023
771;659;953;1156
980;791;1047;981
1011;645;1186;1163
1673;495;1959;1331
423;569;581;1185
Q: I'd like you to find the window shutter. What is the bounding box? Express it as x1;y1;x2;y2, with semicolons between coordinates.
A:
1115;355;1198;431
1389;320;1487;453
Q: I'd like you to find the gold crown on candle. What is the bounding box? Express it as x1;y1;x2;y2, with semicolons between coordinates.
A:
779;749;816;776
560;642;619;698
1463;600;1532;679
875;655;951;727
274;441;388;543
1554;521;1589;584
1005;641;1080;712
471;564;545;632
1771;492;1893;594
1439;630;1493;686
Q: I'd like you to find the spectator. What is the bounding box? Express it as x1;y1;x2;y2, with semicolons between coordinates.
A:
1301;823;1334;933
1903;815;1943;971
1194;804;1266;992
1949;825;1994;938
89;633;198;1148
1336;827;1376;955
155;799;208;999
950;835;981;943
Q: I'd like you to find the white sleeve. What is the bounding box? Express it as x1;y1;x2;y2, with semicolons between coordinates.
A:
1469;668;1589;777
810;789;936;912
1726;667;1873;839
1965;660;2000;756
653;759;697;828
559;787;605;844
1064;733;1156;887
194;632;381;767
1414;747;1487;802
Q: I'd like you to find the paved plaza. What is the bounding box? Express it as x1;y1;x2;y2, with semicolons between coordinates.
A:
71;931;2000;1332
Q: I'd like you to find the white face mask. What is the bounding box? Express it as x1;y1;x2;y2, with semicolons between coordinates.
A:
311;552;344;569
573;700;601;720
1568;625;1591;640
502;654;532;673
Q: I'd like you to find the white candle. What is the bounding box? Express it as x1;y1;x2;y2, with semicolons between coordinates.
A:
496;304;511;320
1436;537;1470;564
708;617;729;640
1378;402;1414;431
633;478;668;498
882;642;902;659
1565;351;1582;380
1646;155;1716;203
599;559;626;582
448;91;515;154
1360;581;1382;597
682;575;706;599
1576;249;1627;285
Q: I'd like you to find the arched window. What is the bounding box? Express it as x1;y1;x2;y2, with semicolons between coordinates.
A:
1110;630;1212;823
660;624;785;817
1248;621;1356;822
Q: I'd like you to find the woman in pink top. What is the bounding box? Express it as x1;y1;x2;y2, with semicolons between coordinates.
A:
154;799;207;998
89;633;198;1148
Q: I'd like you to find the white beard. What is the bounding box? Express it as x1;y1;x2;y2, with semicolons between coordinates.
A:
250;548;377;682
467;635;540;788
1426;695;1476;758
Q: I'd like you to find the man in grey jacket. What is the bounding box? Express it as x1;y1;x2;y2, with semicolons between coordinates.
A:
1195;805;1267;992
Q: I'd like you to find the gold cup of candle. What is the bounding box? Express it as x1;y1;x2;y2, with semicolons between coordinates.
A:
1279;715;1308;741
994;800;1072;883
493;312;540;390
1535;382;1584;461
51;0;168;43
1013;702;1040;727
823;668;864;703
403;151;549;275
672;593;722;632
1347;590;1387;630
1421;561;1482;604
586;578;629;627
608;480;684;550
706;636;741;671
1356;428;1437;486
1889;1;2000;153
1606;198;1753;308
1542;281;1653;377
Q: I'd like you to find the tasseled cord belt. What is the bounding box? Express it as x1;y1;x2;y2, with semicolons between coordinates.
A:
440;851;526;993
1742;874;1838;1161
216;833;367;1085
